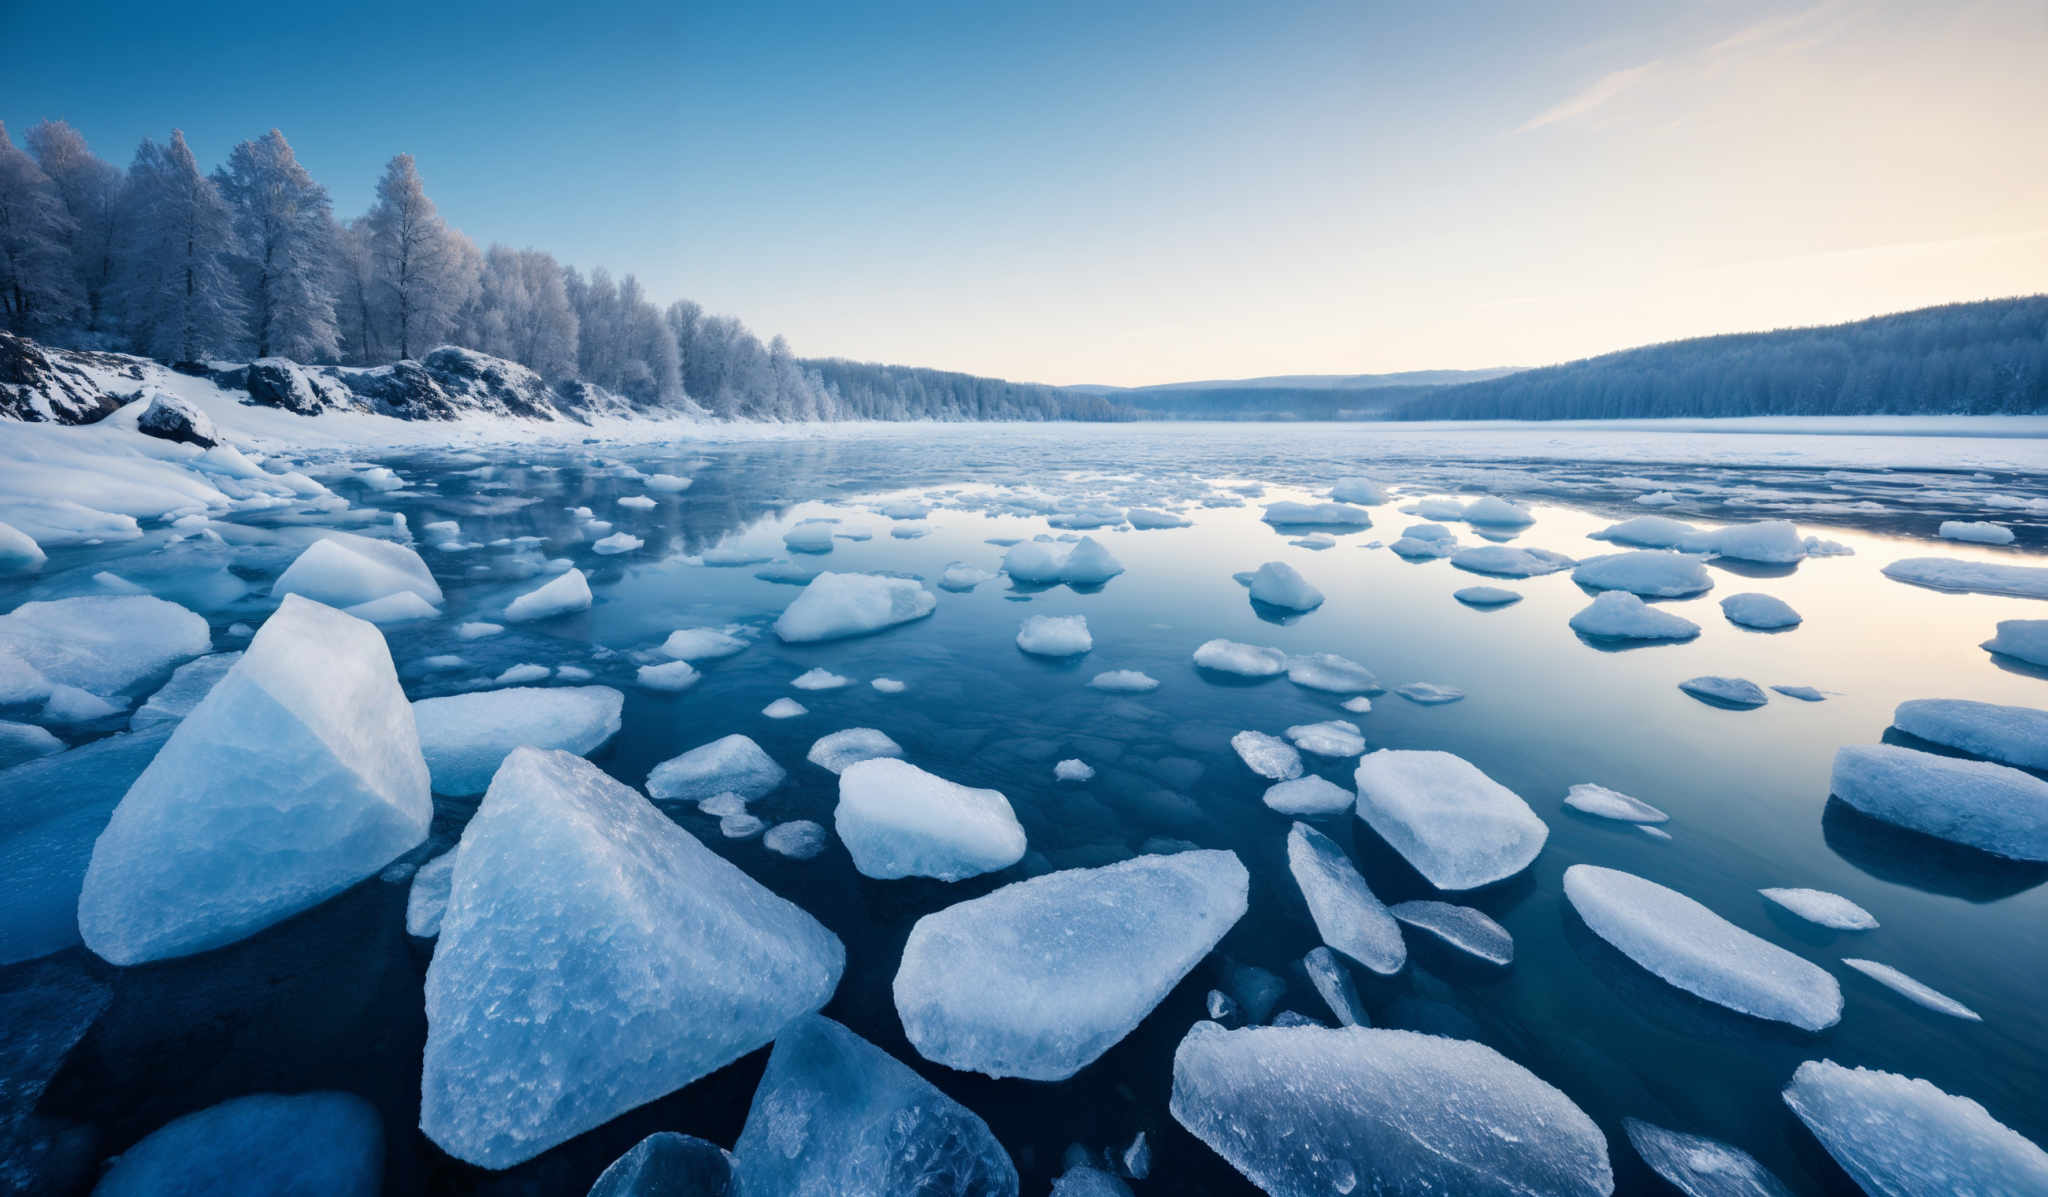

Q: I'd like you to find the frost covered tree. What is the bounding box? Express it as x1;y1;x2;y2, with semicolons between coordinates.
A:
115;130;242;362
0;121;82;335
465;245;577;378
334;217;381;363
365;153;475;359
25;120;120;334
214;129;339;360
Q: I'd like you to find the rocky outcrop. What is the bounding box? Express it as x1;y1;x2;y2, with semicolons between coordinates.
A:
245;358;356;414
0;332;147;423
135;393;219;447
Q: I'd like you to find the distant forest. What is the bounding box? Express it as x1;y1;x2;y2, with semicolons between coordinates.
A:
1395;297;2048;420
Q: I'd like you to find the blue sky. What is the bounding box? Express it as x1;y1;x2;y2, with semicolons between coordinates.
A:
9;0;2044;385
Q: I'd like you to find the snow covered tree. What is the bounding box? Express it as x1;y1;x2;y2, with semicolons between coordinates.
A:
24;120;120;334
365;153;474;359
0;121;82;335
214;129;339;360
334;217;381;363
114;130;242;362
465;245;578;378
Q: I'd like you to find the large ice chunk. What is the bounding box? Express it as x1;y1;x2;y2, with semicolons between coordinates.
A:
588;1133;738;1197
1193;638;1288;677
78;596;432;964
0;519;46;573
90;1091;383;1197
1882;557;2048;599
413;686;624;795
1572;551;1713;598
1247;562;1323;610
732;1015;1019;1196
1892;698;2048;771
270;530;444;608
421;748;845;1168
0;594;210;699
1452;545;1575;577
894;851;1249;1080
660;627;748;661
1782;1059;2048;1196
647;733;787;803
1017;614;1092;656
807;727;904;774
836;757;1026;881
774;572;936;642
1622;1119;1792;1197
1829;744;2048;861
1285;651;1380;693
1263;775;1355;816
1563;865;1841;1030
1288;823;1404;974
1703;521;1805;564
127;651;241;730
1232;730;1302;780
1982;619;2048;668
1569;592;1701;642
1354;750;1547;889
1262;501;1370;527
1169;1023;1614;1197
1721;592;1801;629
504;568;592;621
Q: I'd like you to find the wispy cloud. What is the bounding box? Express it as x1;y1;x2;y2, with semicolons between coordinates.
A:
1515;60;1661;133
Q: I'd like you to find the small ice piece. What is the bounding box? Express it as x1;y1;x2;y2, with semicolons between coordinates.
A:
1882;556;2048;599
1592;516;1706;549
1193;639;1287;677
636;660;700;691
41;683;124;724
721;814;765;838
1572;551;1714;598
1247;562;1323;611
1330;477;1389;504
1232;730;1303;780
700;792;749;817
1680;676;1769;708
407;850;455;937
1127;508;1192;529
1939;520;2015;545
495;663;551;685
0;594;211;699
1060;536;1125;584
1772;685;1826;702
420;749;844;1168
1285;651;1380;693
1982;619;2048;668
1389;523;1459;559
1451;545;1575;577
762;697;807;719
1207;989;1240;1021
271;530;444;608
1455;585;1521;607
1089;669;1160;692
78;596;432;965
0;519;46;573
1263;775;1355;816
1002;540;1067;584
1562;865;1841;1030
1705;521;1806;564
1169;1023;1614;1197
870;676;906;693
1342;697;1373;715
783;523;837;553
130;652;242;730
732;1015;1018;1195
588;1133;736;1197
660;626;748;661
938;562;998;591
807;727;904;774
1565;783;1669;824
1636;492;1679;507
1124;1130;1153;1180
1569;592;1701;641
557;666;593;682
835;757;1026;881
1289;823;1405;974
1892;697;2048;771
1262;501;1371;527
412;686;624;795
1395;682;1464;705
645;473;693;492
774;572;936;642
1722;592;1801;629
763;819;828;859
704;544;772;566
881;498;928;519
1782;1060;2048;1196
893;851;1249;1080
648;734;787;803
1841;958;1981;1022
1622;1119;1793;1197
592;531;643;555
1760;887;1877;930
1303;946;1368;1026
1285;719;1366;757
89;1092;383;1197
617;494;657;509
1831;744;2048;860
505;568;592;621
1354;750;1548;890
456;620;503;639
1018;614;1093;656
0;719;62;768
1389;900;1514;966
1055;758;1095;782
1461;496;1535;527
792;667;851;690
1291;534;1335;550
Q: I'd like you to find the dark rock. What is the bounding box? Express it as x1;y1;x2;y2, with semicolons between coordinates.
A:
245;358;355;415
0;331;143;424
135;393;219;447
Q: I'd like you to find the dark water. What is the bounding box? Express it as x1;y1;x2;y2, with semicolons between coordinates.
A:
6;425;2047;1195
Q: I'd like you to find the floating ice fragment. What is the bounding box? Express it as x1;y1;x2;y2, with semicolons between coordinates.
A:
1722;592;1801;629
636;660;700;691
762;697;807;719
783;523;837;553
1193;639;1287;677
764;819;829;859
413;686;623;795
588;1133;736;1197
1247;561;1323;610
1939;520;2014;545
1330;477;1390;505
1263;775;1355;816
1782;1059;2048;1196
1829;744;2048;860
1285;719;1366;757
0;520;46;573
1892;698;2048;771
407;850;454;937
1303;946;1368;1025
1262;501;1370;527
775;572;936;642
1452;545;1575;577
593;531;643;555
271;530;443;608
1882;557;2048;599
456;620;502;639
90;1092;383;1197
1622;1119;1793;1197
1231;730;1302;780
1569;592;1701;641
807;727;904;774
1565;783;1668;823
870;676;906;693
1289;823;1405;974
0;719;62;768
792;667;851;690
836;757;1026;881
1018;614;1093;656
504;568;592;621
1395;682;1464;705
494;663;550;686
939;562;999;591
1089;669;1160;692
1284;651;1379;693
648;734;786;803
1772;685;1826;702
660;626;748;661
1461;496;1535;527
1355;750;1547;889
1055;758;1095;782
1573;551;1714;598
1127;508;1192;529
345;590;439;625
1841;958;1981;1022
1389;900;1513;965
1455;585;1521;606
1982;619;2048;667
0;594;211;699
1760;887;1876;930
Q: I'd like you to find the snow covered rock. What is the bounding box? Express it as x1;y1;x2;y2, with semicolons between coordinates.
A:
1722;592;1801;629
1452;545;1575;577
1564;783;1668;824
1389;900;1514;966
1572;551;1713;598
1882;557;2048;599
1569;592;1701;642
733;1015;1018;1196
1288;823;1405;974
1262;775;1355;816
1679;676;1768;709
504;568;592;621
272;531;443;608
894;851;1249;1080
1017;614;1092;656
1892;697;2048;771
835;757;1026;881
1938;520;2014;545
774;572;936;642
1169;1023;1614;1197
413;686;623;795
1354;750;1547;889
1760;887;1877;931
588;1133;737;1197
1193;639;1287;677
1782;1060;2048;1197
647;733;787;803
806;727;904;774
1231;730;1302;780
1982;619;2048;667
1247;561;1323;610
1262;501;1371;527
420;748;845;1168
78;596;431;964
1622;1119;1792;1197
133;391;219;448
89;1091;383;1197
1841;958;1980;1022
0;594;210;699
1829;744;2048;860
1563;865;1841;1030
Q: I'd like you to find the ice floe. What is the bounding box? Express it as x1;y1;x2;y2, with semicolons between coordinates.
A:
1389;900;1513;965
1572;551;1714;598
1455;585;1521;607
1451;545;1575;578
1232;730;1303;780
1247;561;1323;610
1830;744;2048;860
636;660;699;691
648;734;786;803
1622;1119;1792;1197
1394;682;1464;705
1892;697;2048;771
1564;783;1669;824
271;530;443;608
1782;1060;2048;1196
1055;758;1095;782
1569;592;1701;642
1018;613;1093;656
1759;887;1877;931
774;572;936;642
762;697;807;719
1355;750;1547;889
89;1092;383;1197
0;594;210;701
1284;651;1380;693
1288;822;1405;974
835;758;1025;881
791;667;851;690
763;819;829;859
1939;519;2015;545
413;685;623;795
660;626;748;661
1982;619;2048;668
1841;958;1980;1022
1193;639;1287;677
1263;775;1355;816
1285;719;1366;757
1090;669;1159;692
1680;676;1768;708
1721;592;1801;629
807;727;904;774
1262;501;1370;527
504;568;592;621
1882;557;2048;599
1304;946;1368;1025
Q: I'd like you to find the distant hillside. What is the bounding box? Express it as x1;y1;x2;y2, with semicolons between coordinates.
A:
1068;367;1519;396
1068;367;1519;420
1395;296;2048;421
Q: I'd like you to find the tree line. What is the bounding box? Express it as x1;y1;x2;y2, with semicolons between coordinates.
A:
0;121;1117;421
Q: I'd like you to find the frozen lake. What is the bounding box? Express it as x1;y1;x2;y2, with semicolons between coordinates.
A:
4;420;2046;1195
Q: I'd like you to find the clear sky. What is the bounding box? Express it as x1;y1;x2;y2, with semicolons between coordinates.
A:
8;0;2044;386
